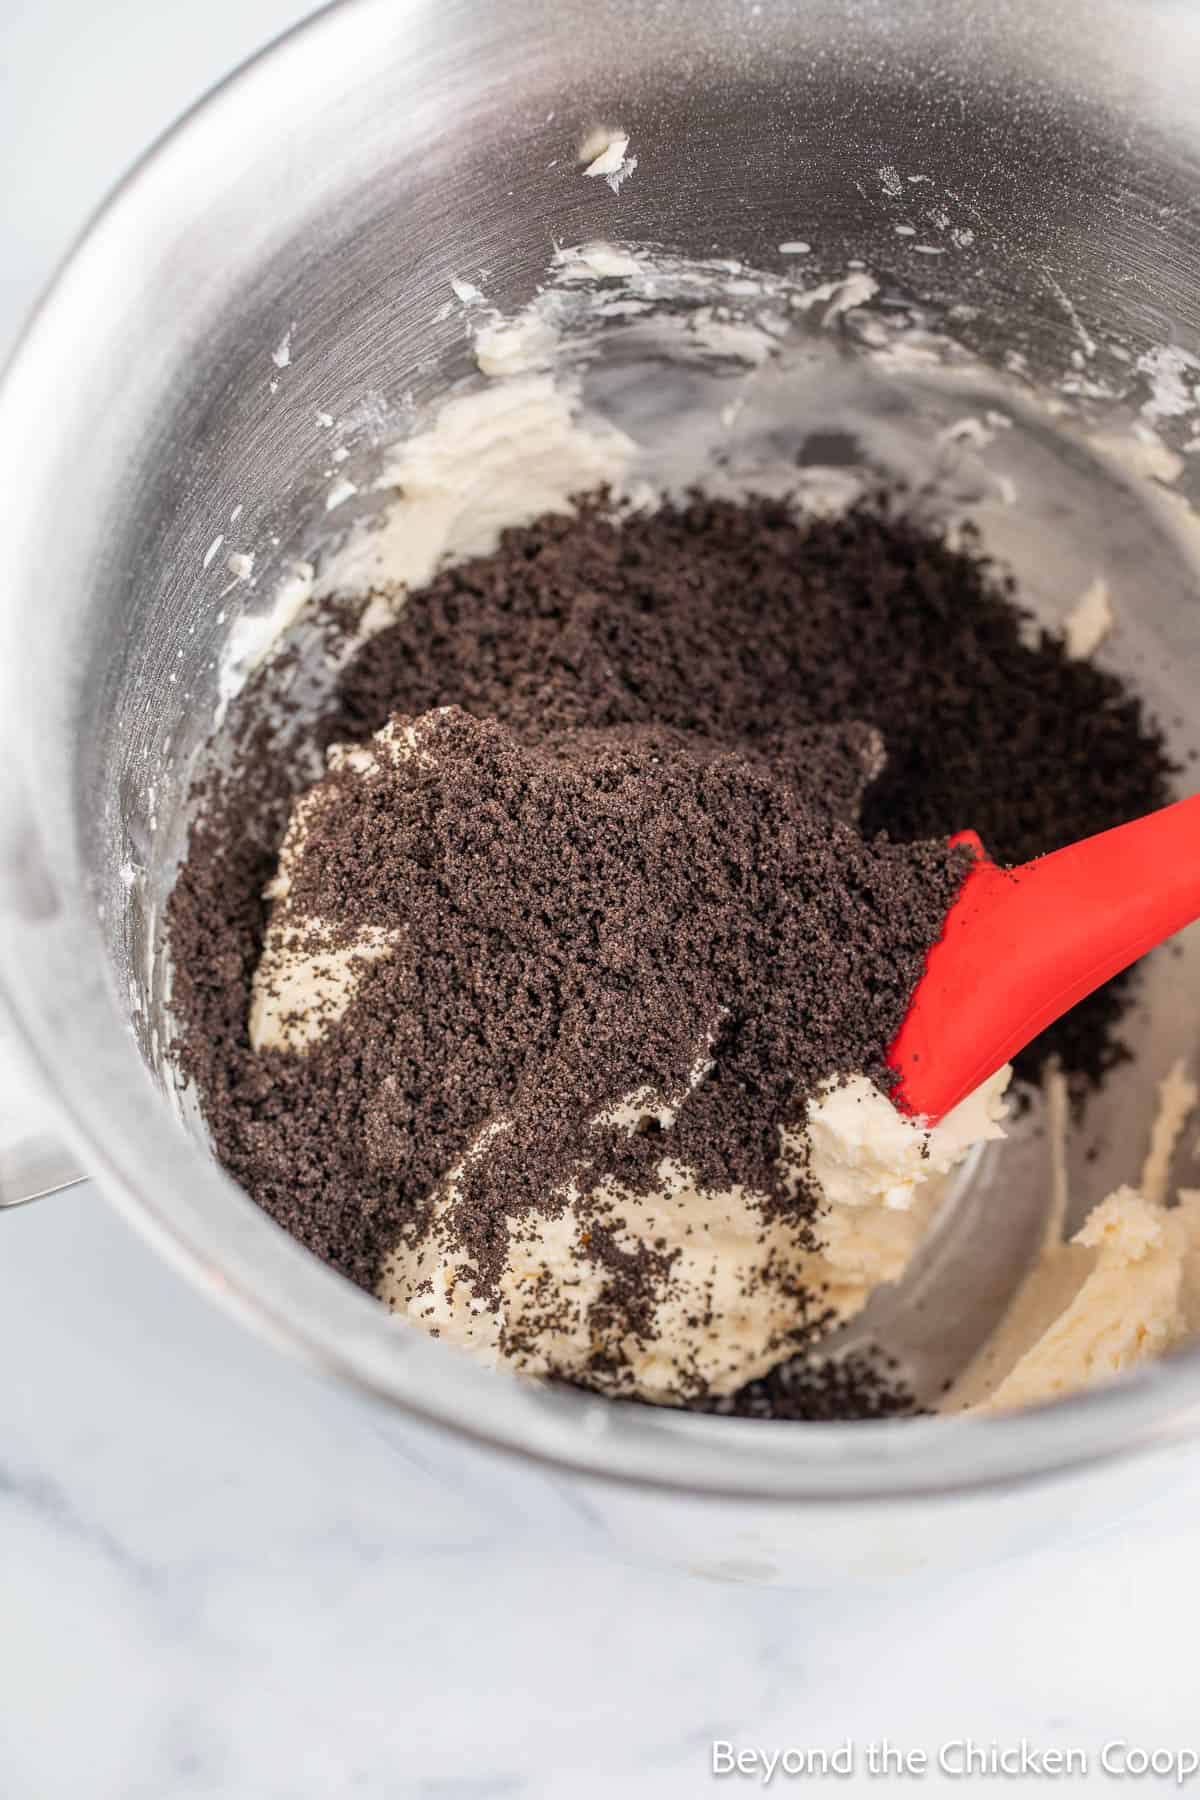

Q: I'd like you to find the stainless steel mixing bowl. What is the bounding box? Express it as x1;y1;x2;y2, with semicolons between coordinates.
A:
4;0;1200;1581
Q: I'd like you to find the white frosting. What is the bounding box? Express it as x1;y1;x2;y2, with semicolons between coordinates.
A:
790;271;879;325
250;921;395;1053
316;377;635;637
376;1062;1011;1402
952;1061;1200;1414
1063;576;1114;659
380;1146;818;1404
217;559;314;713
472;314;559;377
801;1066;1010;1214
247;712;464;1050
579;130;637;193
325;476;358;512
1139;1060;1199;1208
553;241;644;281
815;1180;945;1300
449;277;485;307
580;130;629;177
1137;344;1200;424
966;1188;1200;1414
1091;430;1184;486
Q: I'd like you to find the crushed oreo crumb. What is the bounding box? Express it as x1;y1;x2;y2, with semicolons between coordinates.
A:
262;708;962;1303
169;494;1172;1420
703;1347;922;1421
326;496;1173;1094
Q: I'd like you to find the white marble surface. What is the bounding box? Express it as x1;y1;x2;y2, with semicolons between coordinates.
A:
5;4;1200;1794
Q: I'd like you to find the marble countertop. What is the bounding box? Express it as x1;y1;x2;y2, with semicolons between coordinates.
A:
5;6;1200;1794
10;1176;1200;1798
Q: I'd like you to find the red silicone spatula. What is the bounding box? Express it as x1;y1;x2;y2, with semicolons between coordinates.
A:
887;794;1200;1124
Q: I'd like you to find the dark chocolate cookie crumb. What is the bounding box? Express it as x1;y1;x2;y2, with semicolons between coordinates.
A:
255;705;963;1308
328;495;1173;1094
168;494;1172;1420
703;1347;921;1421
